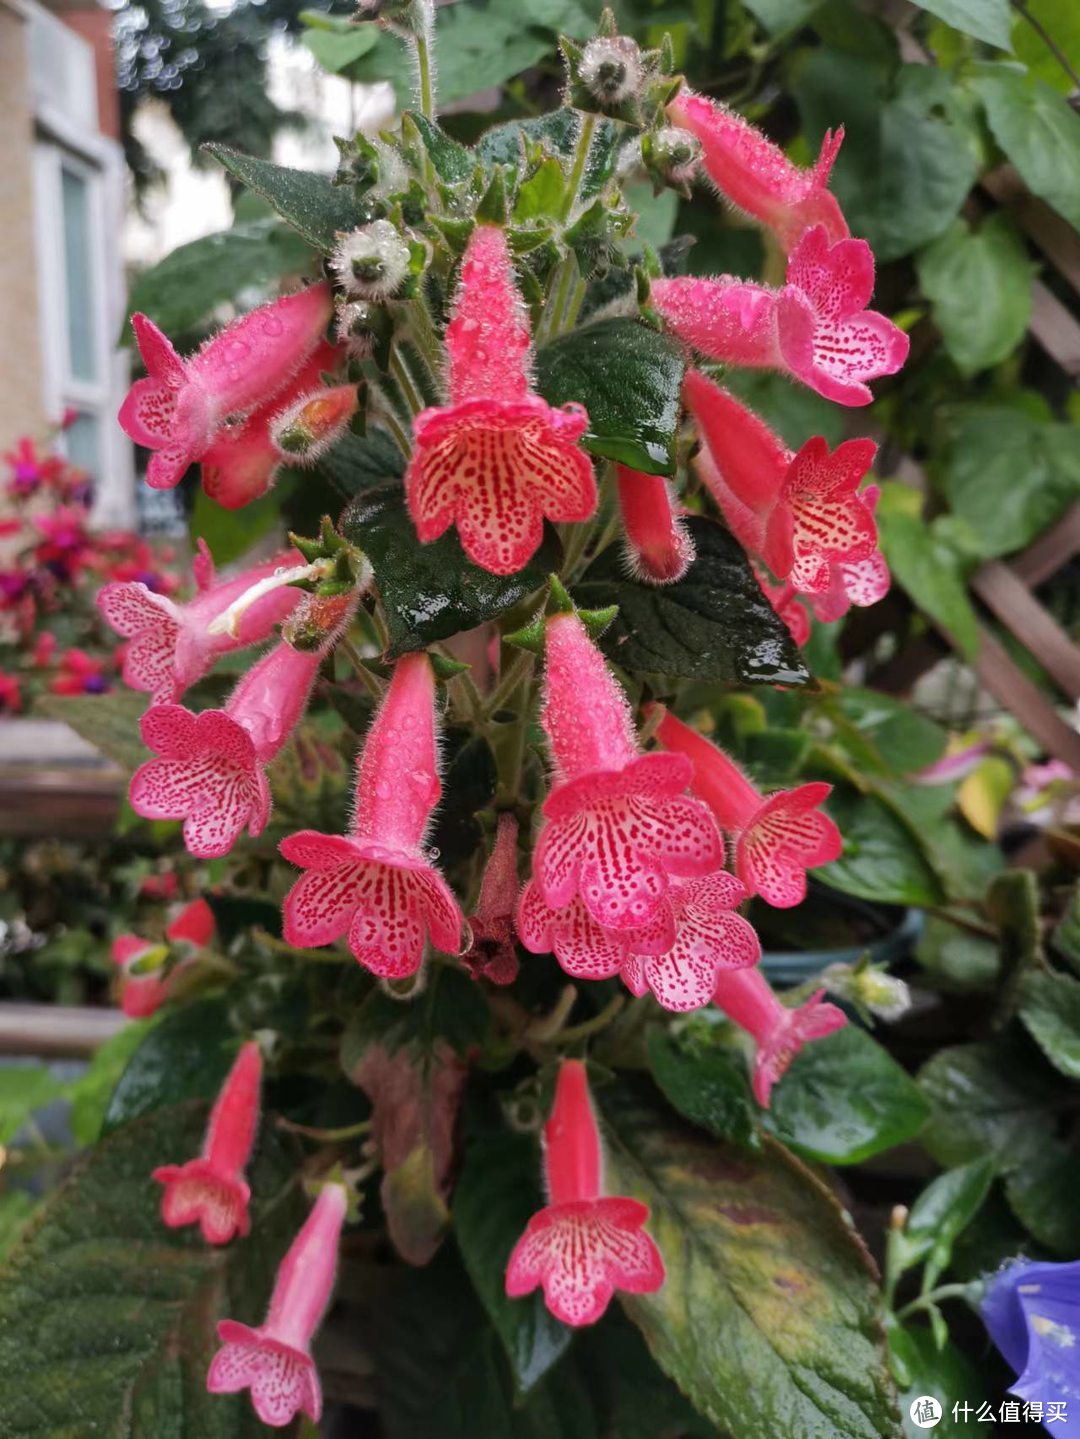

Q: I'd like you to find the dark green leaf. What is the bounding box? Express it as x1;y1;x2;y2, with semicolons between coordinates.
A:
478;110;620;203
917;1038;1059;1172
575;518;810;687
205;145;365;250
405;112;474;184
578;1316;718;1439
68;1018;159;1147
103;998;241;1135
281;427;406;501
835;688;948;775
915;0;1012;48
0;1103;302;1438
646;1028;759;1148
35;690;152;774
888;1323;992;1437
0;1066;65;1146
986;869;1042;992
342;485;560;656
723;371;847;449
900;1158;995;1280
1051;882;1080;976
453;1128;572;1394
1004;1144;1080;1255
819;789;945;907
601;1086;902;1439
971;63;1080;230
766;1026;930;1166
1018;968;1080;1079
302;22;379;75
535;318;686;477
916;215;1034;374
915;915;1000;990
878;510;980;659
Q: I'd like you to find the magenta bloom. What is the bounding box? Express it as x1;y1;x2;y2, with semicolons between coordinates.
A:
518;869;760;1012
462;813;521;985
405;225;596;575
654;225;908;406
153;1040;262;1243
97;544;301;703
111;896;216;1018
668;88;847;252
534;613;723;933
712;967;846;1106
280;652;463;978
615;464;695;586
119;283;332;490
506;1059;664;1327
653;707;842;908
207;1181;347;1427
129;639;326;858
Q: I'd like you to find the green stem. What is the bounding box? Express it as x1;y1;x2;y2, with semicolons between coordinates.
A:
405;297;444;389
389;348;424;418
485;648;535;718
895;1283;974;1323
562;111;597;221
414;13;437;120
558;994;626;1044
339;636;386;700
375;400;412;459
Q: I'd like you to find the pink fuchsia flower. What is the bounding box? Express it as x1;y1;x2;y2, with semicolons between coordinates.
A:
405;225;595;575
712;967;846;1106
129;636;330;858
201;341;343;510
534;612;723;933
652;707;842;908
207;1182;347;1427
462;813;521;985
518;869;760;1013
111;898;216;1018
31;631;58;668
615;464;695;585
119;283;333;491
34;505;90;580
653;225;908;406
667;88;847;253
48;648;111;696
152;1040;262;1243
280;652;463;978
97;544;302;704
506;1059;664;1326
3;436;64;498
0;672;22;715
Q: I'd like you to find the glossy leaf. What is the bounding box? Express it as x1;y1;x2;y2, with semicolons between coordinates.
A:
204;145;366;250
972;63;1080;230
601;1086;902;1439
1051;882;1080;976
888;1323;992;1437
917;1039;1060;1172
342;485;562;656
575;517;810;687
819;789;945;907
1018;969;1080;1080
915;0;1012;48
478;110;620;204
1004;1144;1080;1255
899;1158;995;1283
36;690;154;775
878;510;980;660
835;688;948;776
916;215;1034;375
103;997;241;1135
534;318;686;477
647;1028;759;1150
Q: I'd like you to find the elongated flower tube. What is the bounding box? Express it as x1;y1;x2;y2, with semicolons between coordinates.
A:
712;967;846;1106
119;283;333;490
518;870;760;1012
405;225;595;575
652;707;842;908
506;1060;664;1325
97;544;302;703
280;652;463;977
462;813;521;985
111;897;216;1018
534;613;723;935
615;465;695;585
654;226;908;406
130;634;335;858
153;1041;262;1243
667;88;848;252
207;1182;347;1427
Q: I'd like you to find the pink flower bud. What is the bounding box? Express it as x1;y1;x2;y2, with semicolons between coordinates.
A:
615;465;695;585
207;1182;347;1426
111;898;216;1018
462;813;521;985
153;1041;262;1243
711;968;846;1106
270;383;359;466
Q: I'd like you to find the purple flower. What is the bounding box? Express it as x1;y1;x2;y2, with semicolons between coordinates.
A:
982;1259;1080;1420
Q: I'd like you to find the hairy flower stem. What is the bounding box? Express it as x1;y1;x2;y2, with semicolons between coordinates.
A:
485;648;534;719
404;297;444;389
389;347;425;418
339;636;386;702
563;112;598;221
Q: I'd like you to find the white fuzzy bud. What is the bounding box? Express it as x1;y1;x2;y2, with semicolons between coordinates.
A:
579;35;643;107
823;962;912;1022
330;220;412;301
644;125;703;186
335;300;376;359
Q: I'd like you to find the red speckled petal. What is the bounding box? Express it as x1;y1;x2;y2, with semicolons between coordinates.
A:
738;785;841;909
96;581;172;639
140;703;197;758
840;549;890;608
124;626;181;701
279;830;364;871
146;445;193;491
208;1334;321;1427
282;862;365;949
154;1161;250;1244
516;879;555;953
118;376;179;448
412;866;464;955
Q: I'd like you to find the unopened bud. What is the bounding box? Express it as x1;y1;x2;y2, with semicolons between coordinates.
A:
642;125;702;187
271;385;360;466
283;584;366;653
823;962;912;1022
330;220;413;301
335;299;388;361
579;35;643;108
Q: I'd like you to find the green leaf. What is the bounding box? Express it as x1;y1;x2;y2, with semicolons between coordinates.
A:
936;404;1080;558
0;1066;65;1145
35;690;152;774
971;63;1080;230
1011;0;1080;92
901;1158;995;1281
578;1316;718;1439
601;1086;902;1439
646;1028;759;1149
453;1127;572;1394
1018;969;1080;1079
68;1018;159;1147
916;215;1034;374
986;869;1042;990
513;158;568;223
190;475;292;567
0;1102;302;1438
1004;1144;1080;1255
125;220;316;340
103;998;242;1135
916;915;1000;990
478;110;619;204
742;0;823;34
1051;882;1080;975
878;510;980;660
835;688;948;775
794;56;981;260
534;318;686;477
204;145;365;250
0;1193;37;1267
766;1027;930;1166
917;1038;1060;1172
888;1323;992;1437
405;112;475;185
914;0;1012;48
281;427;405;502
575;517;810;687
429;732;497;870
723;371;847;449
819;789;945;907
302;22;379;75
341;485;562;656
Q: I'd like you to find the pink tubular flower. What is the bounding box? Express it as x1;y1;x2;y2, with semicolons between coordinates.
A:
119;283;333;490
112;898;214;1018
405;225;595;575
97;543;302;704
653;226;908;406
652;707;842;908
615;464;695;585
534;613;723;934
280;652;463;978
667;88;848;252
462;813;521;985
129;637;329;858
207;1181;347;1427
153;1040;262;1243
712;967;846;1106
506;1059;664;1326
518;869;760;1012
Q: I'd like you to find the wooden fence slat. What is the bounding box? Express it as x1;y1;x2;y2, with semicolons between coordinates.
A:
1029;281;1080;379
1011;501;1080;587
981;165;1080;294
970;625;1080;770
971;559;1080;701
